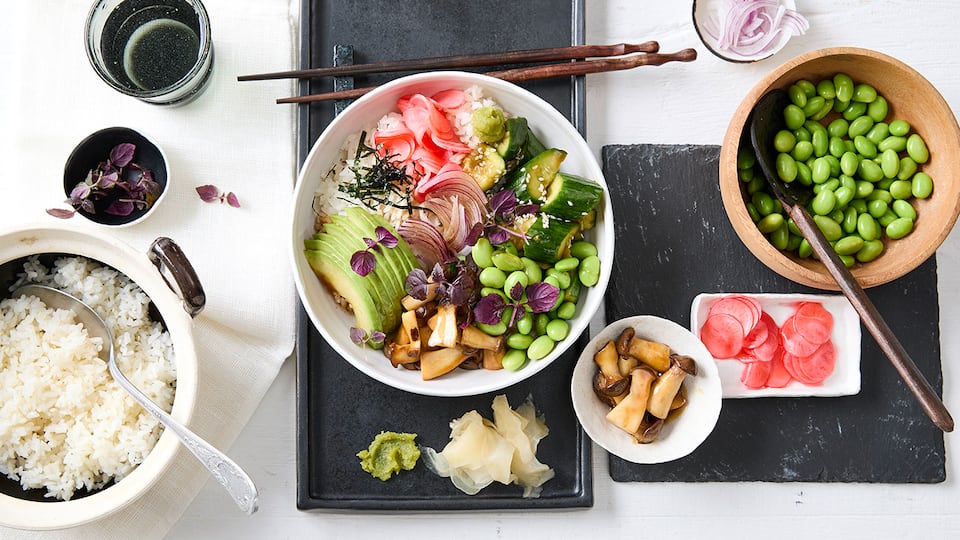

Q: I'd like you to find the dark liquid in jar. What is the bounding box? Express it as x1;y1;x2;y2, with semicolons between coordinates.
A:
100;0;202;92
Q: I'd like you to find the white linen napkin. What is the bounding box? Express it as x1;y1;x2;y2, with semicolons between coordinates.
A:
0;0;298;537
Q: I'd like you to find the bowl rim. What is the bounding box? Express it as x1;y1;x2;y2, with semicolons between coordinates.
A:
0;224;197;530
691;0;799;64
289;70;614;397
719;46;960;289
570;315;722;464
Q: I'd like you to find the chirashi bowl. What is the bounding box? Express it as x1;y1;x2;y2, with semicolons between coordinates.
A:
290;71;614;397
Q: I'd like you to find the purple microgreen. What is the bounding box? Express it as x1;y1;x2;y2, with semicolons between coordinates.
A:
350;250;376;277
509;281;525;301
46;208;76;219
196;184;221;202
104;199;135;216
464;222;484;247
515;203;540;216
405;268;430;300
69;183;91;200
369;330;386;344
489;189;518;217
429;263;446;283
375;226;398;248
469;189;538;245
473;294;505;325
485;226;510;245
363;237;379;249
349;327;367;345
225;192;241;208
110;143;136;168
525;282;560;313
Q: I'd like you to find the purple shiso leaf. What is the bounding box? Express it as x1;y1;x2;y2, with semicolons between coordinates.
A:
195;184;221;202
226;192;240;208
485;226;509;245
80;199;96;213
514;203;540;216
448;269;476;307
349;327;367;345
350;250;376;276
46;208;76;219
69;183;91;200
104;199;135;216
363;237;378;249
525;282;560;313
369;330;386;344
473;294;505;325
489;189;517;218
429;263;446;284
375;226;398;248
110;143;136;168
509;281;525;301
404;268;430;300
99;171;119;190
463;222;484;247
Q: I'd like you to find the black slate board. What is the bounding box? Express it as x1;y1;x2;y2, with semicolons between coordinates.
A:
295;0;592;510
602;144;945;483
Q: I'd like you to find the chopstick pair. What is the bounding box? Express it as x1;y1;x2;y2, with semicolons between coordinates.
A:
236;41;698;104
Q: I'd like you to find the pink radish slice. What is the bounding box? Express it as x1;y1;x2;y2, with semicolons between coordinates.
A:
780;314;821;357
700;312;745;359
740;359;773;389
709;296;760;335
764;348;793;388
796;340;836;384
792;301;834;345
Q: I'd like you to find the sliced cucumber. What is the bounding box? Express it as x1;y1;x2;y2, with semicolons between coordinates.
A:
538;173;604;220
504;148;567;203
462;144;506;191
496;117;529;161
524;129;547;161
522;215;580;264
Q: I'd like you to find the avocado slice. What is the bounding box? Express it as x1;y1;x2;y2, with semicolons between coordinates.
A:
304;248;385;345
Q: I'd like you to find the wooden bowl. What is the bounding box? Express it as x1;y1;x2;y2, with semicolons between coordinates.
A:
720;47;960;289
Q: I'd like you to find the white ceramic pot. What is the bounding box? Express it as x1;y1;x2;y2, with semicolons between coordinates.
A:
0;224;203;530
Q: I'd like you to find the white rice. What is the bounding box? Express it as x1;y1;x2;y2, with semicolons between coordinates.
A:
313;84;506;226
0;256;176;500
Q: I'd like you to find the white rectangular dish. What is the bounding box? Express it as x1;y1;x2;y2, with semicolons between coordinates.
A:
690;292;861;398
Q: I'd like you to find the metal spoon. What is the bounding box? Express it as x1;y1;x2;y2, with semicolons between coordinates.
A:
749;90;954;432
14;284;260;514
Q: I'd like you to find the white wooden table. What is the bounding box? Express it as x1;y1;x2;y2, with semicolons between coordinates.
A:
170;1;960;537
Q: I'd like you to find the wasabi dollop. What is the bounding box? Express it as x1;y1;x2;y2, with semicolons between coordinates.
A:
471;106;506;143
357;431;420;481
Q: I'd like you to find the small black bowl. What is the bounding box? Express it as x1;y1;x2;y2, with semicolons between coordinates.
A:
62;127;168;226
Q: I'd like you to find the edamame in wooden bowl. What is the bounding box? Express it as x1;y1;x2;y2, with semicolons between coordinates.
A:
720;47;960;289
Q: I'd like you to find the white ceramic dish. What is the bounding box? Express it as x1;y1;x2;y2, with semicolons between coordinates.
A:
692;0;802;63
0;225;201;530
690;292;861;398
290;71;614;397
571;316;722;464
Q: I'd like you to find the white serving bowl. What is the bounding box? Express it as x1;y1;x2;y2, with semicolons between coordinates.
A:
571;316;722;464
290;71;613;397
0;225;201;530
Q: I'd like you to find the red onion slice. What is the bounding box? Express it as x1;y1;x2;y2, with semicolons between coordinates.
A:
700;0;809;59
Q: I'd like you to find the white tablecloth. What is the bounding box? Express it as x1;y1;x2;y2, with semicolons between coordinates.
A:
0;1;297;538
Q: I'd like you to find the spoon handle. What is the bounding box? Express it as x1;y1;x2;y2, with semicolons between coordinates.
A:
108;362;260;514
786;205;954;432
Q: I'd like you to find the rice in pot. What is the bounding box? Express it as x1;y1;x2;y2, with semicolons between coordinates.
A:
0;256;176;500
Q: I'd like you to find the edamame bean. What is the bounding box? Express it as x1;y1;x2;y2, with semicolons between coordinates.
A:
527;335;556;360
543;275;561;290
777;153;798;182
473;237;494;268
516;311;534;335
853;135;877;158
811;189;837;216
880;148;900;179
770;223;790;250
521;257;542;284
816;79;836;99
840;151;859;176
833;99;850;113
792;140;814;161
886;217;914;239
834;73;854;102
476;320;507;336
855;180;874;199
867;189;893;205
848;116;874;138
501;349;527;371
556;301;577;320
479;267;507;288
867;96;888;122
534;313;550;336
828;118;849;137
504;270;529;295
912;172;934;198
481;287;507;301
797;79;817;96
857;213;880;241
578;255;601;287
892;199;917;220
812;98;834;121
867;199;889;218
828;135;846;158
747;176;767;194
839;254;856;268
835;185;855;208
906;133;930;164
866;122;889;145
757;213;785;233
737;147;757;169
795;127;812;143
842;207;859;234
889;180;912;200
812;129;830;157
888;119;911;137
798;238;813;258
842;101;867;121
877;210;898;228
856;239;885;263
492;251;523;272
546;268;571;290
784;104;806;130
570;241;597;259
555;257;579;272
546;319;569;341
851;199;868;214
775;130;797;152
789;84;808;107
746;202;762;222
853;83;877;103
835;235;865;256
813;215;842;241
878;135;906;153
811;156;831;183
796;161;813;185
506;333;533;350
825;155;841;177
501;242;518;256
802;96;825;118
897;157;917;181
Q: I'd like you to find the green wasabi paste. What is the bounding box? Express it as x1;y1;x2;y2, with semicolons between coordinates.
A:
357;431;420;481
471;106;506;143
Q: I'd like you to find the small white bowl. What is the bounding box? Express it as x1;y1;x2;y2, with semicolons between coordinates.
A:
690;293;862;398
692;0;803;63
290;72;613;397
571;316;722;464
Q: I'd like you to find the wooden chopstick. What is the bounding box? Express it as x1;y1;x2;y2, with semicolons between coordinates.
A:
239;41;661;82
276;49;698;104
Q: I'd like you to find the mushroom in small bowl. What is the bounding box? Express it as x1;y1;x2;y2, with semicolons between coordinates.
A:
571;316;722;464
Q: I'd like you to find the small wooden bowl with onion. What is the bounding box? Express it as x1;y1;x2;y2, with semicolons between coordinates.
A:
720;47;960;289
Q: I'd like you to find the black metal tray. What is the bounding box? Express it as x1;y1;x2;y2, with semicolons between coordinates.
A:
295;0;592;511
602;144;945;483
